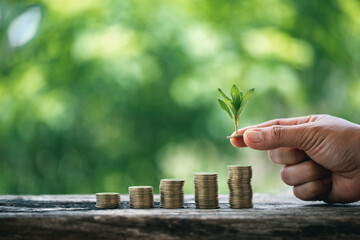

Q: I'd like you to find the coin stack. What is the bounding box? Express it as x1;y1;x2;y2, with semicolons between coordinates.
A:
227;165;253;208
95;193;121;209
129;186;154;209
194;172;219;209
159;179;185;208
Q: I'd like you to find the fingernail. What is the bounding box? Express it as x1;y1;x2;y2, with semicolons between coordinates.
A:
245;130;263;143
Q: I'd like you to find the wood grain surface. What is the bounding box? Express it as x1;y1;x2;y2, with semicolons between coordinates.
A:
1;194;359;240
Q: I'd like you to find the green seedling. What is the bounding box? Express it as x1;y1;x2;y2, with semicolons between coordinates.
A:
218;85;255;136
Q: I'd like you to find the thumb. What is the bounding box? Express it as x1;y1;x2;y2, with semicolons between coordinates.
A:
243;125;309;150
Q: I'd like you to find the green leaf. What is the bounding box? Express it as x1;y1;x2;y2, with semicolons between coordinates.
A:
231;84;241;111
218;99;233;119
218;86;255;132
236;88;255;119
218;88;235;113
239;91;243;109
243;88;255;102
218;88;231;101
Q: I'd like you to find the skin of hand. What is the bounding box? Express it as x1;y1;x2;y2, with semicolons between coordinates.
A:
230;114;360;203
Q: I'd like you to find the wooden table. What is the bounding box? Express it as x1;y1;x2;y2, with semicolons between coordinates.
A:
0;194;359;239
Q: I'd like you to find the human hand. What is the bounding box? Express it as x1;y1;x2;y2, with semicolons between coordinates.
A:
230;115;360;203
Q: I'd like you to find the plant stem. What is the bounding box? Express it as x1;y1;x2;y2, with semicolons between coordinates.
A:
235;119;238;135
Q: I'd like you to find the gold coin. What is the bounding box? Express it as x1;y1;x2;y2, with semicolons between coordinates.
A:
129;186;154;209
95;193;120;209
159;179;185;209
227;166;253;209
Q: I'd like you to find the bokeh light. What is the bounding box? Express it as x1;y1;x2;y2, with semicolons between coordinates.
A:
0;0;359;195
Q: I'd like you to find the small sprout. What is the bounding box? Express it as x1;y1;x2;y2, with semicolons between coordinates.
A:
218;85;255;136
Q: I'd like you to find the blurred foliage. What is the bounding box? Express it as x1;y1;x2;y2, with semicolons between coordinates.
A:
0;0;359;194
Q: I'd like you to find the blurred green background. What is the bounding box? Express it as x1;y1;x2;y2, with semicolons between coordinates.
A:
1;0;359;195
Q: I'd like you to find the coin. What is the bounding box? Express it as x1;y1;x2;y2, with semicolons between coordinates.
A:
160;179;185;209
95;193;120;209
129;186;154;209
194;172;219;209
227;166;253;209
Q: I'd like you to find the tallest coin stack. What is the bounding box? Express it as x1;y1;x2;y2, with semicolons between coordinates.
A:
227;165;253;208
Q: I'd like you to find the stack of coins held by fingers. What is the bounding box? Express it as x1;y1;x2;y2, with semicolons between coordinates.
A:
129;186;154;209
227;165;253;208
95;193;121;209
159;179;185;209
194;172;219;209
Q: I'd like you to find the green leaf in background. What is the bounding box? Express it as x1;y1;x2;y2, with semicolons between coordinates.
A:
218;99;233;119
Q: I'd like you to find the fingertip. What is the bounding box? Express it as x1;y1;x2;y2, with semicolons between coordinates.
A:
243;129;263;149
229;127;260;148
280;166;290;185
230;135;247;148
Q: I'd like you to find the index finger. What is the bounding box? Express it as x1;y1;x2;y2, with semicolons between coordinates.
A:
230;115;317;148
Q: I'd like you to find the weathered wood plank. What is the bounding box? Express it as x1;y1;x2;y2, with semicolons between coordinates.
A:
0;194;359;240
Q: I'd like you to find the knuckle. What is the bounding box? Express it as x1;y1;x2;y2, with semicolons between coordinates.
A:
307;124;323;134
305;124;325;139
309;114;320;121
309;114;329;121
301;124;324;151
271;125;284;139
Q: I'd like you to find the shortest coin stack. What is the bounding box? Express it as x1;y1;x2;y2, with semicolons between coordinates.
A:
227;165;253;209
194;172;219;209
96;193;121;209
160;179;185;209
129;186;154;209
